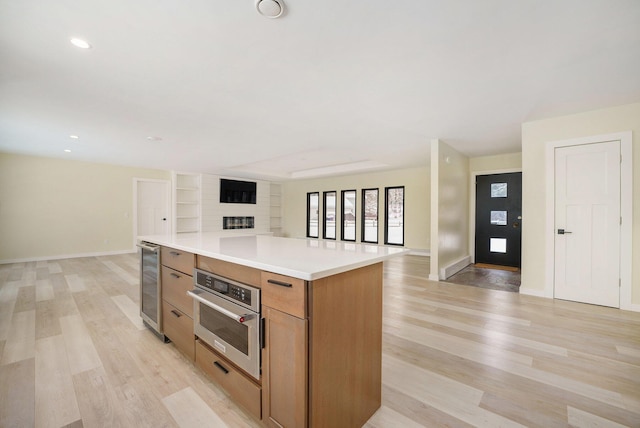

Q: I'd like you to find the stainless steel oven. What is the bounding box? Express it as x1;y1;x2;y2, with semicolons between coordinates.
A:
188;269;261;380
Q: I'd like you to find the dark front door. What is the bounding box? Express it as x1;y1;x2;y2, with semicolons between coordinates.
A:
475;172;522;268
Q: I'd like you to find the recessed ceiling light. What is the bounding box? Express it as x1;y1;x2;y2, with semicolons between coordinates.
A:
70;38;92;49
256;0;284;18
70;135;79;139
64;149;72;153
146;136;162;141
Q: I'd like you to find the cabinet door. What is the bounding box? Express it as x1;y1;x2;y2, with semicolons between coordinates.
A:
262;306;308;428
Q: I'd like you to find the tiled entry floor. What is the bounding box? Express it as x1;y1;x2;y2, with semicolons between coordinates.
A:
444;264;521;292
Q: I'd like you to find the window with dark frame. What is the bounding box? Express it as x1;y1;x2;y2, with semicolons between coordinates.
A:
341;190;356;242
307;192;319;238
384;186;404;246
361;188;379;243
323;191;336;240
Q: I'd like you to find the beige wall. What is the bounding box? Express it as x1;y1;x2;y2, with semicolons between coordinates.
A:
0;153;170;262
521;102;640;306
281;167;430;251
430;140;470;279
469;152;522;173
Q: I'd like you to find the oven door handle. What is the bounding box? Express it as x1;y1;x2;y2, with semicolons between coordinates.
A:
187;289;254;323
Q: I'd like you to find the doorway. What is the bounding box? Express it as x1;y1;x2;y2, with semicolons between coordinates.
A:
474;172;522;268
544;132;632;310
134;179;170;246
554;141;620;307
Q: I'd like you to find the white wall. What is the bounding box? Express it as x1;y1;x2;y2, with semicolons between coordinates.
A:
201;174;271;234
521;102;640;306
430;140;470;280
281;167;430;251
0;152;170;262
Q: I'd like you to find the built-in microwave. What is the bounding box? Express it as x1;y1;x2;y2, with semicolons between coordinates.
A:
187;269;261;380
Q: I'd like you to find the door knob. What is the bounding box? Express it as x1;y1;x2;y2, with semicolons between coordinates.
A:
557;229;572;235
162;218;167;221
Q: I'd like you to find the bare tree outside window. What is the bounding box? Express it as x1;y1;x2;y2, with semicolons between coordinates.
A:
385;186;404;245
361;188;378;243
341;190;356;241
323;191;336;239
307;192;319;238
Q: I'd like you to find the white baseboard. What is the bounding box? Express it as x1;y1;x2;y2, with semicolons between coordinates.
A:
408;249;430;257
0;249;136;265
622;303;640;313
428;274;440;281
519;287;550;298
440;255;471;280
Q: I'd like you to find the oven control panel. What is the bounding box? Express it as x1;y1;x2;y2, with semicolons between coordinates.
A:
195;269;259;311
228;284;251;305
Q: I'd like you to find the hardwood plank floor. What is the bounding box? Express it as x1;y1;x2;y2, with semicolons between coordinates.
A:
0;254;639;427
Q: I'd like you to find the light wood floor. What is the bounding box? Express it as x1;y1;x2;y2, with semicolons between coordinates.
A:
1;254;639;427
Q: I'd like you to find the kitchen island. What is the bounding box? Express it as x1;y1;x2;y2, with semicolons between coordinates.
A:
139;233;408;428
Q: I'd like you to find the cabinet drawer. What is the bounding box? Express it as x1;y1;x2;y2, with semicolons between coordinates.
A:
197;255;261;288
261;272;306;319
161;266;194;317
161;247;194;275
162;302;195;361
195;340;261;420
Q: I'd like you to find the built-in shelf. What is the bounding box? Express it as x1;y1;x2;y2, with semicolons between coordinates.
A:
270;183;282;236
174;172;201;234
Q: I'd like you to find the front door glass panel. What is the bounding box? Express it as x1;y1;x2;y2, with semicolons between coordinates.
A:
490;238;507;253
491;183;507;198
490;211;507;225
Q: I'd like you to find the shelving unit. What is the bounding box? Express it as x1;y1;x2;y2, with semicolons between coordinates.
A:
173;172;201;234
269;183;282;236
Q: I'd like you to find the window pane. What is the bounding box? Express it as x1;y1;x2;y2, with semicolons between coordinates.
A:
307;192;319;238
490;238;507;253
323;191;336;240
491;183;507;198
362;189;378;243
385;187;404;245
490;211;507;225
341;190;356;242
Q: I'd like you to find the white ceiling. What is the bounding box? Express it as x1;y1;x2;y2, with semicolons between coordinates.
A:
1;0;639;180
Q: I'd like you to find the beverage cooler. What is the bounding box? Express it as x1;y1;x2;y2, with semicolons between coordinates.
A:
137;241;166;340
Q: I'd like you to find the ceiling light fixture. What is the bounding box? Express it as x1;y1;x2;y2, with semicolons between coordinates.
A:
64;149;71;153
70;38;92;49
70;135;79;139
146;136;162;141
256;0;284;18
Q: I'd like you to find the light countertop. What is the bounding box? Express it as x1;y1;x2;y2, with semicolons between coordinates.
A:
138;232;409;280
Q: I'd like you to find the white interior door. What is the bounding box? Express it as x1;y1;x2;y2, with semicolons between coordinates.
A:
554;141;620;307
136;180;170;237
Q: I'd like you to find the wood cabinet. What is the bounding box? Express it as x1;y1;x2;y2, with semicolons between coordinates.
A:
261;271;308;427
195;340;261;420
160;247;195;360
262;263;383;428
156;245;383;427
161;246;195;276
262;305;307;428
162;301;195;360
